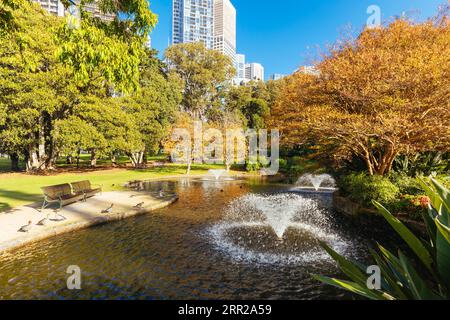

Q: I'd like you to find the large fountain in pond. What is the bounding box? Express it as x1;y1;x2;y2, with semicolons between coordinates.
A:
207;192;351;265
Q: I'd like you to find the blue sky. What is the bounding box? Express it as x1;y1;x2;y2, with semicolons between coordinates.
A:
149;0;445;77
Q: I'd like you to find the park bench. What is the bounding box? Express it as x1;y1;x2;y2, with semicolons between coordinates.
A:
40;183;85;211
70;180;102;201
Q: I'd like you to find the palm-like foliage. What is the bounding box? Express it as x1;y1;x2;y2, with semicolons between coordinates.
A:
314;178;450;300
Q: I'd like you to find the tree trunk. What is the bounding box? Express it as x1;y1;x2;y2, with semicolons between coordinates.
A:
44;138;57;170
38;115;46;162
129;151;145;168
186;158;192;175
143;146;148;164
26;144;44;172
373;145;397;176
25;118;48;172
111;153;117;167
90;149;97;167
10;153;20;172
76;149;81;168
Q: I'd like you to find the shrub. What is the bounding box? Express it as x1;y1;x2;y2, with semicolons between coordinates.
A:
277;158;288;170
393;152;449;176
389;172;423;195
245;160;260;172
315;178;450;300
340;173;400;208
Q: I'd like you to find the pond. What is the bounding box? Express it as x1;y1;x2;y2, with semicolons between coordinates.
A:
0;177;399;299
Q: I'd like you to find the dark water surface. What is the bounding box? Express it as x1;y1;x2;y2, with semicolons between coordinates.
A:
0;178;398;300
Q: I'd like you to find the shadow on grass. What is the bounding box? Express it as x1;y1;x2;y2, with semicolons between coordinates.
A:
0;189;43;213
0;202;13;213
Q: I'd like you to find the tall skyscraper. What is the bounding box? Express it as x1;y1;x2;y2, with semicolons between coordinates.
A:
33;0;115;21
213;0;236;64
269;73;286;81
33;0;65;16
235;53;246;79
172;0;215;49
245;63;264;81
171;0;265;85
80;1;116;21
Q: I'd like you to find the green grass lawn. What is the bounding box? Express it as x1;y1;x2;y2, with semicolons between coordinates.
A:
0;154;169;172
0;163;237;212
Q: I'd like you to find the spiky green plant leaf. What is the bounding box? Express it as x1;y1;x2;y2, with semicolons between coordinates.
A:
368;248;410;299
418;178;443;215
435;218;450;243
319;242;368;285
312;275;392;300
398;252;442;300
373;200;433;272
430;179;450;223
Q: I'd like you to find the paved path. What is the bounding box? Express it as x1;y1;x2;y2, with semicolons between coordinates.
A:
0;191;178;253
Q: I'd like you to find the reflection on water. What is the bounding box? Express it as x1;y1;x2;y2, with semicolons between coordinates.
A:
0;178;394;300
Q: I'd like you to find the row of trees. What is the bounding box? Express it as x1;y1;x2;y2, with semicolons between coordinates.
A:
0;1;280;172
0;1;182;171
269;10;449;176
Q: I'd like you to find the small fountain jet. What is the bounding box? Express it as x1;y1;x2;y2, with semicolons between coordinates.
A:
208;169;227;181
102;204;114;214
18;221;33;233
294;174;337;192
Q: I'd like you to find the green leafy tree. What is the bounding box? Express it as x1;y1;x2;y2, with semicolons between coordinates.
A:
56;0;158;94
0;2;164;171
225;80;281;130
0;3;79;171
61;0;157;37
120;50;182;166
164;42;235;119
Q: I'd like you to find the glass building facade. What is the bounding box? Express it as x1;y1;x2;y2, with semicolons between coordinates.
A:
172;0;215;49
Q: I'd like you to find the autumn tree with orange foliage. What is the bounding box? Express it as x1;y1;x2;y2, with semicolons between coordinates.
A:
270;11;450;176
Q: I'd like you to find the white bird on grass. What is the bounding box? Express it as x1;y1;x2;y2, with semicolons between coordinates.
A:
18;221;32;233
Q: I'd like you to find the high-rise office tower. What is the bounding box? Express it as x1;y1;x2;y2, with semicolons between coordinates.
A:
80;1;116;21
235;54;246;79
33;0;65;16
33;0;115;21
269;74;286;81
245;63;264;81
232;53;249;85
172;0;215;49
213;0;236;64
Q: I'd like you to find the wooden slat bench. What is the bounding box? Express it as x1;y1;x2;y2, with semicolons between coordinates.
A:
40;183;85;211
70;180;102;201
